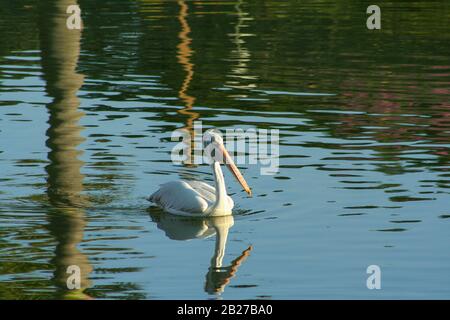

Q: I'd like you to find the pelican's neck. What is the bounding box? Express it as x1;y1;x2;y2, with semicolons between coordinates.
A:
212;161;228;210
211;223;229;268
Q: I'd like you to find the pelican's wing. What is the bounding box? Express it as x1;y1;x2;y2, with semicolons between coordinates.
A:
184;180;216;203
149;180;213;214
185;180;233;209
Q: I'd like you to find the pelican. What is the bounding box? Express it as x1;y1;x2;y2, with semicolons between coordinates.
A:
149;130;252;216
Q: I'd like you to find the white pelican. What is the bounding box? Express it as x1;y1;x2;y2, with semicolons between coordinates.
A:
149;130;252;216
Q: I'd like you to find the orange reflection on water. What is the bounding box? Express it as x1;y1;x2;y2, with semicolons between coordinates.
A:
177;0;199;165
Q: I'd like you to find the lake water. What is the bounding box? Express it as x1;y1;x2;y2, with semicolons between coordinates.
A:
0;0;449;299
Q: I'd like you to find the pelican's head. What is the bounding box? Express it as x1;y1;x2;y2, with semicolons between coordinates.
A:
203;129;224;151
203;129;252;196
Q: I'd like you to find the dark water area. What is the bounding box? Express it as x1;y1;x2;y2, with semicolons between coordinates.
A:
0;0;449;299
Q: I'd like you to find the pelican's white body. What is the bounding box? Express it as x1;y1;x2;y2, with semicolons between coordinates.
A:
149;162;234;217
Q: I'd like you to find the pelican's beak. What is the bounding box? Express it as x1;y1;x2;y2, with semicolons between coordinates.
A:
219;144;252;196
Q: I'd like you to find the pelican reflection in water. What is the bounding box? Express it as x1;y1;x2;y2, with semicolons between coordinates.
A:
149;209;252;295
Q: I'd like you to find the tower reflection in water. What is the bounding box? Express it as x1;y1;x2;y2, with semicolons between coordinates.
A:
149;209;252;296
39;0;92;299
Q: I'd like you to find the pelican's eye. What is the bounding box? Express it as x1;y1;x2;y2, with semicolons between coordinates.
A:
203;135;214;148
